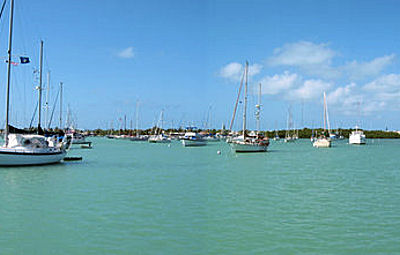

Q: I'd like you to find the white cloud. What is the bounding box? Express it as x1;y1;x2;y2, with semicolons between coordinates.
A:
327;83;366;115
258;71;299;95
343;54;395;80
287;79;332;101
363;73;400;93
219;62;262;81
269;41;335;66
268;41;395;80
118;47;135;59
363;74;400;110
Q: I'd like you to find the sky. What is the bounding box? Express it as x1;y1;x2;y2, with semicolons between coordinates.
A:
0;0;400;130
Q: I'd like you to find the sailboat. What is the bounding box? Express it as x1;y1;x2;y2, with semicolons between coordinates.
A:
313;92;331;148
284;107;295;142
130;100;148;141
230;62;269;153
148;110;171;143
0;2;67;166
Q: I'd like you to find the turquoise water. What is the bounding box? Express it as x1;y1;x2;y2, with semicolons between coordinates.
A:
0;138;399;254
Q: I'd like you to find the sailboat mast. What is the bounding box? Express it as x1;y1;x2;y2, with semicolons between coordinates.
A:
256;83;261;134
323;91;327;132
242;61;248;138
4;0;14;146
45;71;50;129
135;100;139;137
229;70;245;131
38;40;44;133
59;82;63;128
325;92;331;135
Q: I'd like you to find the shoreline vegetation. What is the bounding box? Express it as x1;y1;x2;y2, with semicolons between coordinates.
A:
3;128;400;139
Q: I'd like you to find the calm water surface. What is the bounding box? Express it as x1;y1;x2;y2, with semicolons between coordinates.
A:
0;138;399;254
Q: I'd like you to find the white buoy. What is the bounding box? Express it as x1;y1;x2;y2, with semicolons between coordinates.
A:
217;150;221;155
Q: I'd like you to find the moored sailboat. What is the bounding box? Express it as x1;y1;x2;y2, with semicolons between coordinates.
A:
0;3;67;166
148;110;171;143
313;92;331;148
230;62;269;153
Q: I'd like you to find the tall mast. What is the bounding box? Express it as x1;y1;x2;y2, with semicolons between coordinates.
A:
124;114;127;131
229;69;245;132
37;40;44;133
4;0;15;146
256;83;261;134
45;71;50;129
242;61;248;138
160;110;164;133
135;100;139;137
323;91;327;132
325;91;331;135
59;82;63;128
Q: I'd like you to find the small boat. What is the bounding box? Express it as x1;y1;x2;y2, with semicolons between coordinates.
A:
273;130;280;141
130;135;148;141
313;92;332;148
349;127;366;145
181;132;207;147
148;134;171;143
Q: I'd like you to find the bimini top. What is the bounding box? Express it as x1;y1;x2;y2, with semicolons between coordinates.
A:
6;134;49;149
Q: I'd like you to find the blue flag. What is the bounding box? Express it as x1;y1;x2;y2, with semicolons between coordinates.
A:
20;56;30;64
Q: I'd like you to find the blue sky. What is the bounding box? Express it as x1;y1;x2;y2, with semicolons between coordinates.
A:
1;0;400;130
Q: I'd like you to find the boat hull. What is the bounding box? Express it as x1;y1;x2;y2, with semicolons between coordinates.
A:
0;150;67;166
313;139;331;148
148;139;170;143
181;140;207;147
349;135;366;145
230;142;267;153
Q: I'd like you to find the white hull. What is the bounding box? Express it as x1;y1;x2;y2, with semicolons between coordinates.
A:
313;138;331;148
181;139;207;147
230;142;267;152
349;130;366;145
0;150;67;166
349;135;366;144
148;139;170;143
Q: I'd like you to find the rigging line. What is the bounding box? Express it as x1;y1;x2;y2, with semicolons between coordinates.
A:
0;0;6;21
229;67;245;131
29;101;38;129
47;86;60;129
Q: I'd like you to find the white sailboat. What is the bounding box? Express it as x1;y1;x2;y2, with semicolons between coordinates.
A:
130;100;148;141
284;107;295;142
230;62;269;153
313;92;332;148
148;110;171;143
0;2;67;166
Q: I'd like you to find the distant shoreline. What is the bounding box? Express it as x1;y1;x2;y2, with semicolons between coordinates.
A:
1;128;399;139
